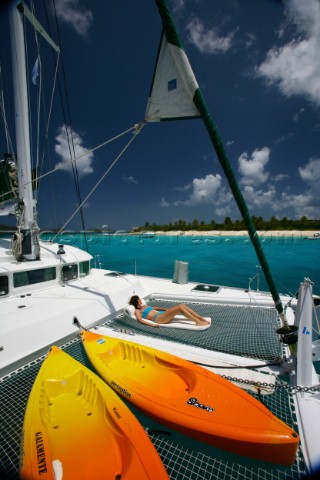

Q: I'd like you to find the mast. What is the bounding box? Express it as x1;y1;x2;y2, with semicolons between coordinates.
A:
153;0;286;321
9;1;39;260
10;2;39;260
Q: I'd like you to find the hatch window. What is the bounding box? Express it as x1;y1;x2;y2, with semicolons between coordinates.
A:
62;264;78;281
13;267;56;288
0;275;9;296
79;261;90;278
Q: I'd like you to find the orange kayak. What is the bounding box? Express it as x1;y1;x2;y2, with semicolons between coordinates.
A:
81;330;299;466
20;346;169;480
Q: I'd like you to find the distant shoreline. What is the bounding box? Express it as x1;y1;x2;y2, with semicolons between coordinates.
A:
135;230;319;237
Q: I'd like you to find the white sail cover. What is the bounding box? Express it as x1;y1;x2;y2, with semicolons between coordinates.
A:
145;34;200;122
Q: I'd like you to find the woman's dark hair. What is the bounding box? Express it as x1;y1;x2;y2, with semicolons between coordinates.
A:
129;295;140;308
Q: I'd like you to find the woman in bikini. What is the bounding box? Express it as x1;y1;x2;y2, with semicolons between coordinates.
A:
129;295;210;328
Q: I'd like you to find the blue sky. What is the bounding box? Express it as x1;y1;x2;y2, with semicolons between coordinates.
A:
1;0;320;231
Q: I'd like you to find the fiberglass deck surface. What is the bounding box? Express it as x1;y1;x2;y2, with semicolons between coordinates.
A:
0;301;306;479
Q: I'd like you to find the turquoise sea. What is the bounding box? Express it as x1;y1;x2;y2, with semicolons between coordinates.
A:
48;232;320;297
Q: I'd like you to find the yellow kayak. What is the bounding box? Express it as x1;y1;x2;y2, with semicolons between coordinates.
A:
81;330;299;466
20;346;169;480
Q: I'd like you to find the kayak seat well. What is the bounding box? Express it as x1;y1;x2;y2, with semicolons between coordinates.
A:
41;370;124;434
38;371;126;475
97;341;196;399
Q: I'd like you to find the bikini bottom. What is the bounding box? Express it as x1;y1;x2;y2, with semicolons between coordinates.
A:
153;310;165;323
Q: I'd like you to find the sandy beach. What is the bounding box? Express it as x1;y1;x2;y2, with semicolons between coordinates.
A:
151;230;319;237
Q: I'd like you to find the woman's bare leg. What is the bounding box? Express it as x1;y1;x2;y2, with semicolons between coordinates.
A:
154;304;209;326
178;304;209;324
179;304;208;322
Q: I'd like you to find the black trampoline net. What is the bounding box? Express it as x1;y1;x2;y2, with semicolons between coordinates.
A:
0;325;306;480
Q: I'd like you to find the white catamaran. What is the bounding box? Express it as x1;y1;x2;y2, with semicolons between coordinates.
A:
1;1;319;479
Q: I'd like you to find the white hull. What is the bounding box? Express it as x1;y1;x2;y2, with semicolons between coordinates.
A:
1;239;320;478
0;238;295;373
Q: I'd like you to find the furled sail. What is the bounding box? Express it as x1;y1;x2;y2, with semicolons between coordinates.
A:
151;0;285;319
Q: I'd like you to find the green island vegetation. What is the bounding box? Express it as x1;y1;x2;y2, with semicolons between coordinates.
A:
134;216;320;233
1;216;320;234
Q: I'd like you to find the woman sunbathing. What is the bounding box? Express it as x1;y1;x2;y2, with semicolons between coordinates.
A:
129;295;210;328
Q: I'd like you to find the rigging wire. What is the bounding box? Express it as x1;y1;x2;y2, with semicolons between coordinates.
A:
0;63;15;156
35;55;60;201
51;0;88;251
40;0;63;229
0;123;139;202
52;122;145;241
37;56;61;229
30;0;42;194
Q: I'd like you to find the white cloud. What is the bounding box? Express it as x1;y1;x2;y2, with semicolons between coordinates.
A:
215;205;233;217
54;0;93;38
293;108;305;122
299;158;320;182
161;174;233;212
122;175;138;184
243;183;318;219
174;183;192;192
186;17;235;54
240;153;320;217
159;152;320;219
233;147;318;218
286;0;320;34
274;132;294;145
177;174;223;205
171;0;186;13
160;197;170;207
275;191;317;217
243;184;276;209
238;147;270;186
244;32;256;49
55;125;94;177
296;157;320;215
256;0;320;106
273;173;290;182
277;191;313;210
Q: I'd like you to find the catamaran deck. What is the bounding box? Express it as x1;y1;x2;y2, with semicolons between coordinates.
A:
0;299;307;479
